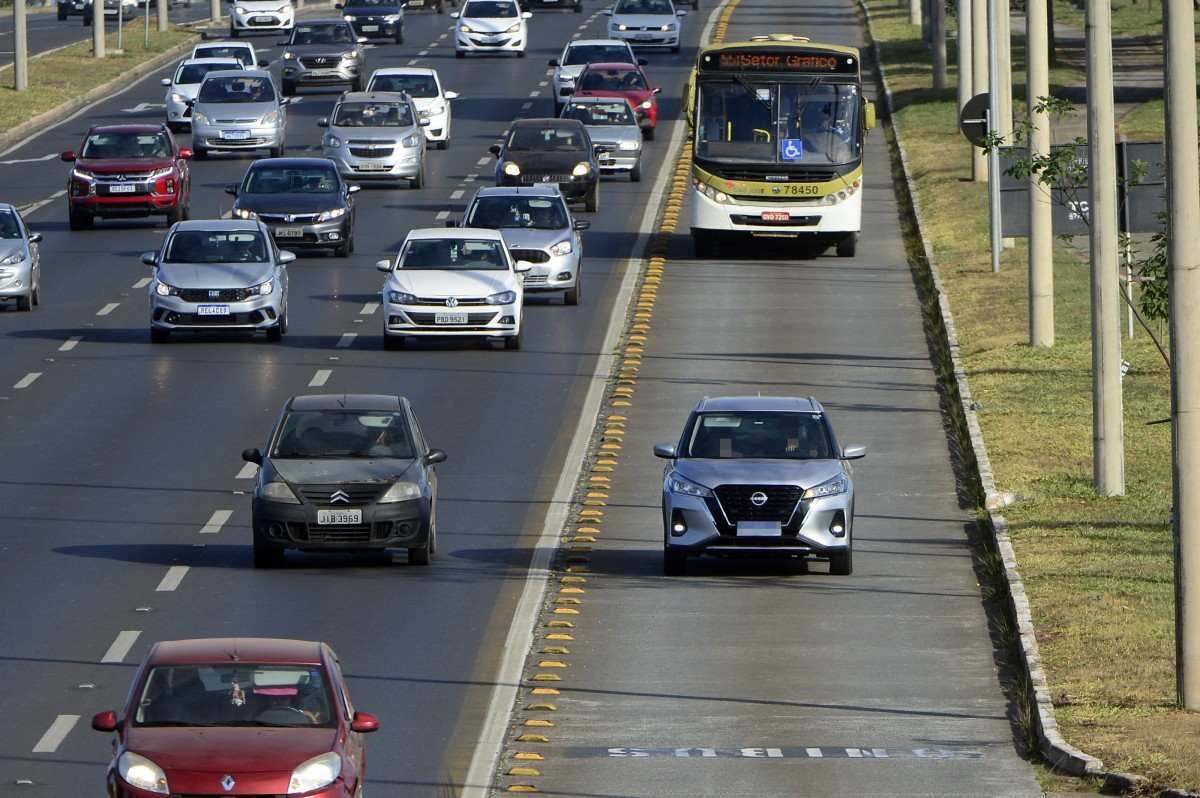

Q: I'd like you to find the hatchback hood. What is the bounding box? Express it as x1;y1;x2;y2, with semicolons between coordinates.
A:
156;262;274;290
271;457;416;484
193;100;279;121
329;123;418;140
556;65;585;82
460;16;520;33
124;727;336;773
343;4;402;14
575;87;653;105
236;0;288;6
387;269;515;298
286;44;358;57
0;244;26;262
169;83;202;101
495;228;567;249
74;157;173;174
612;12;676;27
236;194;345;215
673;458;843;490
506;151;589;172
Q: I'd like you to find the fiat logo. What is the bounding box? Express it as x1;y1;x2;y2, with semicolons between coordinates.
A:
750;491;769;507
445;297;459;308
220;774;236;792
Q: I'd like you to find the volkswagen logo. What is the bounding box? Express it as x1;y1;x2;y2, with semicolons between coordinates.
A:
330;489;351;504
749;491;769;507
220;775;236;792
445;297;459;308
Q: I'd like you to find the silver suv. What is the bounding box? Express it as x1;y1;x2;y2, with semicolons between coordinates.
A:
144;220;294;343
654;396;866;576
190;70;289;159
280;20;367;95
320;92;428;187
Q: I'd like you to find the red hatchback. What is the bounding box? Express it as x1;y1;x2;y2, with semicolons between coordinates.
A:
92;638;379;798
570;62;661;139
61;123;192;231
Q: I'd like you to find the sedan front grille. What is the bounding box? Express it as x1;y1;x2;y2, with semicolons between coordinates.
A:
410;296;488;306
509;248;550;264
297;483;389;505
714;484;803;524
179;287;251;302
259;213;321;224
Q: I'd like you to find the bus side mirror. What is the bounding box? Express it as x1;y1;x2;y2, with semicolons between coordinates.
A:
864;101;876;131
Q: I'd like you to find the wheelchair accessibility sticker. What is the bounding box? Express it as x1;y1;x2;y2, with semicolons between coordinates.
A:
781;139;804;160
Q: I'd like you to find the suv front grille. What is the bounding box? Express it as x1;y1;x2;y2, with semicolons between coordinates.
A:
519;174;572;185
297;483;388;505
714;484;803;524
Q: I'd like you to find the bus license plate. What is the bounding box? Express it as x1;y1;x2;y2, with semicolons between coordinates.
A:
762;211;790;222
435;312;469;325
318;508;362;525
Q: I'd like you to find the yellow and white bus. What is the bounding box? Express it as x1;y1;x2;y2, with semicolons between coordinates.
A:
685;34;875;257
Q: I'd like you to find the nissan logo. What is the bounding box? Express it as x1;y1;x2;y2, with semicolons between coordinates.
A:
750;491;769;507
445;297;459;308
330;489;351;504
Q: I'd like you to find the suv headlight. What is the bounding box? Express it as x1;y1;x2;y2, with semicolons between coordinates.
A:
503;162;521;177
548;240;572;257
250;279;273;295
486;290;517;305
169;92;186;103
342;50;359;61
571;161;590;177
324;134;343;149
288;752;341;795
234;207;257;220
154;280;180;297
343;12;353;19
401;134;421;147
638;99;653;110
71;167;95;182
283;51;295;60
666;472;712;498
802;474;849;500
383;12;400;20
619;139;641;151
0;251;26;265
117;752;169;795
427;102;446;116
261;479;300;504
379;481;421;503
317;207;347;222
388;290;417;304
505;21;520;32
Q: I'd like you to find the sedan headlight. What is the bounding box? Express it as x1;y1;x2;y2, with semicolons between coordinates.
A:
0;251;26;265
317;207;347;222
503;162;521;177
388;290;417;304
261;479;301;504
383;12;400;21
486;290;517;305
571;161;591;177
117;752;169;795
618;139;641;151
192;110;209;125
505;21;520;32
548;240;572;257
288;752;341;795
401;134;421;147
459;22;474;32
233;207;257;220
379;481;421;503
235;4;247;12
154;280;180;297
639;99;653;110
343;12;353;19
660;22;676;30
616;23;628;30
324;134;343;149
802;474;849;500
666;472;712;498
169;92;186;103
250;279;273;296
283;51;295;60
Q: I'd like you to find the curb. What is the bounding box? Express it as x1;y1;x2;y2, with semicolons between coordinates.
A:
854;0;1107;781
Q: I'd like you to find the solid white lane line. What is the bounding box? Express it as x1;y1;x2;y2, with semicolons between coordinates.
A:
58;337;81;352
14;372;41;390
309;369;332;387
100;630;141;664
96;302;119;316
236;462;258;479
0;152;56;166
32;715;80;753
360;301;379;315
449;189;464;200
132;277;152;289
520;101;532;110
438;32;448;39
476;156;489;166
435;210;450;221
336;332;357;348
199;509;233;535
156;566;189;592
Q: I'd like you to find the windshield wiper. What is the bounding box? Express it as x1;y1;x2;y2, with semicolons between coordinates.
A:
730;74;775;116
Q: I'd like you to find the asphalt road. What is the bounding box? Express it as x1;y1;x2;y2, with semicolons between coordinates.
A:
0;3;705;795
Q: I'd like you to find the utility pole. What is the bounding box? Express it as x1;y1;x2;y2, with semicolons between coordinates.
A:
1026;0;1053;345
210;0;220;23
971;0;987;181
1165;0;1200;710
986;0;1002;272
932;0;947;90
93;0;106;58
1085;0;1125;496
997;0;1013;139
157;0;167;32
13;0;28;91
910;0;922;28
957;0;973;113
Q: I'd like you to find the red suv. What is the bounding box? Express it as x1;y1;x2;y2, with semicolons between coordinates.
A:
570;62;661;139
61;123;192;230
92;637;379;797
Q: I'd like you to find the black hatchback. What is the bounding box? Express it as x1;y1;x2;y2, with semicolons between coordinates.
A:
336;0;406;42
490;118;608;212
243;394;447;568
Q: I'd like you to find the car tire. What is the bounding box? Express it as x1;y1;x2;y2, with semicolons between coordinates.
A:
504;331;521;350
351;76;363;92
408;525;433;564
83;12;91;24
664;548;686;576
410;165;424;189
282;80;296;96
230;25;239;36
15;294;32;312
584;184;598;212
670;44;680;54
335;238;351;257
253;530;285;568
517;49;525;58
395;25;404;43
836;232;858;258
455;49;464;58
68;209;93;230
630;161;642;182
194;146;209;160
829;546;852;576
643;125;655;141
270;144;284;158
553;101;562;116
564;279;580;306
436;0;444;11
383;332;406;350
573;2;581;10
266;312;284;340
166;204;185;226
31;283;40;307
150;327;170;343
58;6;68;19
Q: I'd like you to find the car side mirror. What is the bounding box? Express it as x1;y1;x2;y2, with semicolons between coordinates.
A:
60;150;76;162
653;443;677;459
242;447;263;465
346;184;362;194
449;10;458;16
676;8;686;14
637;57;648;66
317;117;329;128
178;147;194;160
225;183;239;196
572;219;590;231
278;250;298;265
419;119;431;127
444;90;459;100
350;712;380;733
91;711;119;733
521;10;532;17
334;2;342;6
258;59;271;67
548;58;558;66
375;258;393;272
841;444;867;460
652;86;662;94
513;260;533;273
424;448;447;465
160;77;172;87
28;232;43;243
488;144;501;157
279;97;291;106
141;252;159;266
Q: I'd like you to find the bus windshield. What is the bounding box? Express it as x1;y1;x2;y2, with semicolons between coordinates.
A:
696;80;861;165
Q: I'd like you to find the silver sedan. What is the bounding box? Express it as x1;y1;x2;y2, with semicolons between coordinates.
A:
560;96;644;181
0;204;41;312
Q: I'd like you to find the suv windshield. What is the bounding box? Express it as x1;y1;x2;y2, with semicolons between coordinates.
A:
176;61;241;85
368;73;438;97
291;22;356;44
245;165;339;194
463;0;516;16
563;101;636;126
579;67;645;91
81;132;172;159
507;125;585;152
682;411;834;460
133;665;335;728
272;410;415;458
198;76;275;103
614;0;673;13
194;45;253;65
0;212;21;239
467;196;567;230
333;100;414;127
163;230;269;263
399;238;507;270
563;44;633;66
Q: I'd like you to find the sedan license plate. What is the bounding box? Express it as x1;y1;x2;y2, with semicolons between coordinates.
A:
435;312;469;325
197;304;230;316
737;521;782;537
317;508;363;525
274;226;304;238
361;23;379;30
108;183;137;193
761;210;791;222
409;0;423;5
221;129;251;140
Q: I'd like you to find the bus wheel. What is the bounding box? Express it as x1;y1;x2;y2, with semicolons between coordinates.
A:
692;228;720;258
836;233;858;258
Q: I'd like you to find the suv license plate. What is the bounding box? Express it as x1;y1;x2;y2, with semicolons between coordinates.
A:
197;304;230;316
762;211;790;222
317;508;362;525
357;160;391;170
361;23;379;30
222;129;251;140
275;227;304;238
108;183;138;193
737;521;782;537
435;312;469;325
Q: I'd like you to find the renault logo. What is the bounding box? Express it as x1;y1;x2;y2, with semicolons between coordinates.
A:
750;491;769;507
445;297;459;308
330;490;351;504
220;775;236;792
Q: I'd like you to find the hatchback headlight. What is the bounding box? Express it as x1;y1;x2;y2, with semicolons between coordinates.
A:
459;22;474;32
343;12;353;19
154;280;180;297
261;480;300;504
388;290;417;304
318;207;347;222
571;161;590;177
250;279;273;295
169;92;186;103
616;23;628;30
666;472;712;498
505;21;520;32
486;290;517;305
283;51;295;60
117;752;169;795
0;251;26;265
401;134;421;148
234;207;257;220
192;110;209;125
503;162;521;177
379;481;421;503
324;134;343;149
548;240;572;257
661;22;676;30
235;4;247;12
618;139;640;151
383;12;400;20
261;109;281;126
639;99;653;110
288;752;341;795
803;474;848;500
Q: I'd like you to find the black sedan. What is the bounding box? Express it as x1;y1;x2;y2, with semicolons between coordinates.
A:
227;157;359;257
490;118;607;212
243;394;447;568
336;0;406;43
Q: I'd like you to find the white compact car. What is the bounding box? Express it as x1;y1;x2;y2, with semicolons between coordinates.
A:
230;0;295;36
605;0;686;53
453;0;531;58
366;67;459;148
190;40;264;69
161;58;244;132
376;228;530;349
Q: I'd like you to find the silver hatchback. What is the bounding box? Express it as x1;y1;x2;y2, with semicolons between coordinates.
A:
144;219;294;342
0;204;41;312
190;70;289;159
320;92;428;186
560;96;644;181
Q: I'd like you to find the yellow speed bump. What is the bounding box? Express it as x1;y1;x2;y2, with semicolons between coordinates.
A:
546;619;575;627
506;784;539;792
570;536;595;544
530;672;562;682
579;509;604;518
612;400;632;407
538;659;568;668
541;645;570;654
526;702;557;711
576;526;600;535
514;751;545;760
560;586;585;594
530;687;560;695
555;596;582;604
508;766;541;777
553;607;581;614
517;733;550;743
559;574;587;582
524;718;555;727
565;565;589;573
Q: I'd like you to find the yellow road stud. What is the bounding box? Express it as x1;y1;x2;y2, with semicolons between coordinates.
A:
507;767;541;777
516;733;550;743
514;751;545;760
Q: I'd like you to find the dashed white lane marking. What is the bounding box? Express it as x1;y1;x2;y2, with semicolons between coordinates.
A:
309;369;332;387
199;509;233;535
571;32;581;38
96;302;119;316
438;32;448;39
17;189;67;217
521;101;532;110
537;80;548;87
418;49;429;56
806;747;823;758
407;58;419;65
435;210;450;221
14;372;41;389
237;462;258;479
465;173;478;182
336;332;357;348
58;337;81;352
476;156;489;166
449;189;464;199
32;715;79;754
529;89;541;97
132;277;152;289
360;301;380;315
100;630;141;664
156;566;189;592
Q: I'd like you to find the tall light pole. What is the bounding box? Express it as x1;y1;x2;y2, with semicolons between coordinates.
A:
210;0;220;23
1165;0;1200;710
93;0;106;58
996;0;1012;139
1026;0;1053;345
971;0;987;182
157;0;167;32
13;0;28;91
956;0;973;114
1085;0;1125;496
932;0;947;90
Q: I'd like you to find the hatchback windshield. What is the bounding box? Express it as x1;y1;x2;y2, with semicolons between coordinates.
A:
683;412;834;459
291;22;356;44
467;196;567;230
176;61;242;85
198;75;275;103
345;0;397;6
507;125;585;152
563;101;637;126
578;67;645;92
133;665;335;728
164;230;269;263
194;45;253;65
81;132;172;159
245;165;339;194
399;238;507;270
334;100;414;127
614;0;673;13
463;0;517;16
368;73;439;97
0;212;21;239
272;410;415;458
563;44;633;66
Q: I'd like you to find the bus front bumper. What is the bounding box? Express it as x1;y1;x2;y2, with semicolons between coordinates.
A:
690;187;862;235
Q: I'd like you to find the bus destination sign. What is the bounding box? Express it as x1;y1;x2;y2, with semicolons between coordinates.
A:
701;49;858;75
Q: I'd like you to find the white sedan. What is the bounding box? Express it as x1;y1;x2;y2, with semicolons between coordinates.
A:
605;0;687;53
367;67;459;149
453;0;531;58
377;228;530;349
